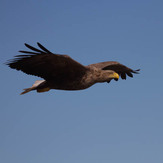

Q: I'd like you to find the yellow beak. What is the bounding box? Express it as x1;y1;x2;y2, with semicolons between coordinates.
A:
110;72;119;79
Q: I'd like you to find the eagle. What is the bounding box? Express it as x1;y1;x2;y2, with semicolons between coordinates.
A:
6;43;140;95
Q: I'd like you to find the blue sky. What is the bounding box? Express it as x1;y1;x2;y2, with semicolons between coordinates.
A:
1;0;163;163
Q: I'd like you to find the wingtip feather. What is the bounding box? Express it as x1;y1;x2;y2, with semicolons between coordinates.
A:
37;42;52;53
132;69;140;74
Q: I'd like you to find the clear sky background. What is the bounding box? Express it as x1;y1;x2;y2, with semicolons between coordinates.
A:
1;0;163;163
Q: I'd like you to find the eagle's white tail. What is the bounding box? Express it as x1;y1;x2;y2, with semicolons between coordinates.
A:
20;87;34;95
20;80;48;95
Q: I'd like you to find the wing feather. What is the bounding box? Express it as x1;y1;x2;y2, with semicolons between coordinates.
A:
89;61;140;80
6;43;87;81
37;42;52;53
24;43;44;53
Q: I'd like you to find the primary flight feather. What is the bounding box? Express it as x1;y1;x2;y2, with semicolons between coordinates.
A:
6;43;140;95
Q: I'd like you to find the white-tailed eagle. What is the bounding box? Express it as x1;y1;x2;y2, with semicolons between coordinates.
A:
6;43;140;95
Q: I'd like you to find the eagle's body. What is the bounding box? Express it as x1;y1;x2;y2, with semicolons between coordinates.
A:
6;43;139;94
32;67;117;91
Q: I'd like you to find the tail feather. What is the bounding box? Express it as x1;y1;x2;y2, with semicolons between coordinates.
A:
20;88;34;95
20;80;47;95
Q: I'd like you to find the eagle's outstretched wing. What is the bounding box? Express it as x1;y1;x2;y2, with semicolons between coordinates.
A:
89;61;140;80
6;43;87;81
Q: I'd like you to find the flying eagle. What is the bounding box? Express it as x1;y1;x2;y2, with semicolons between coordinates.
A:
6;43;140;95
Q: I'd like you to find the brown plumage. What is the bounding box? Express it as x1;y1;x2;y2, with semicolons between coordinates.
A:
6;43;140;95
